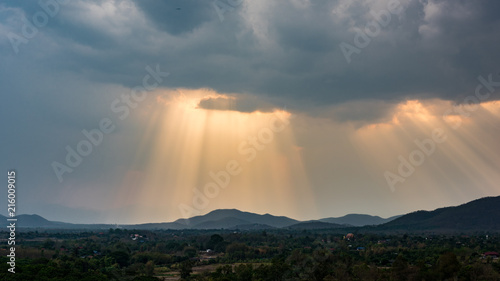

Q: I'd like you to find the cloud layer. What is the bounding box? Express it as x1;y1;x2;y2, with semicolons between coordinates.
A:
2;0;500;109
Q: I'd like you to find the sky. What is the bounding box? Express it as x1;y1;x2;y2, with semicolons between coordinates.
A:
1;0;499;224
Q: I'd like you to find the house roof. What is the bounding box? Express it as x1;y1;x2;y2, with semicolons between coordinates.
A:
484;252;499;256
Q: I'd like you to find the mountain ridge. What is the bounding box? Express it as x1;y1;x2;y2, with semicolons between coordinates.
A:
379;195;500;232
319;214;402;226
6;195;500;232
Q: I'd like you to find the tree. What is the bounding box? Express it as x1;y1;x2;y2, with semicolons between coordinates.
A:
392;254;409;281
436;252;460;280
235;264;253;281
42;239;56;250
226;243;249;260
180;260;193;279
145;260;154;276
183;246;198;258
208;234;226;252
210;234;224;244
110;251;130;267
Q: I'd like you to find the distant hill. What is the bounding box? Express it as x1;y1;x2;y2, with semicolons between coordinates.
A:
6;209;298;230
231;223;275;230
1;214;116;230
286;221;345;230
129;222;186;230
3;214;65;228
379;196;500;232
7;196;500;232
174;209;299;229
320;214;401;226
190;217;253;229
17;214;59;227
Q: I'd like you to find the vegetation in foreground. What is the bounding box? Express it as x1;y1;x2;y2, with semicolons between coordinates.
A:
0;229;499;280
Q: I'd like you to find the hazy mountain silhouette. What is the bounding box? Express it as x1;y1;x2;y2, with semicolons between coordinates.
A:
1;214;65;228
7;196;500;232
173;209;299;228
0;214;116;229
286;220;345;230
319;214;401;226
379;196;500;232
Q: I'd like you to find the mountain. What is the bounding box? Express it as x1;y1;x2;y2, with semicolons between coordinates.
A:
231;223;275;230
379;196;500;232
320;214;402;226
128;222;186;230
3;214;64;228
7;196;500;232
173;209;299;228
17;214;58;227
7;209;298;230
286;221;345;230
190;217;253;229
2;214;117;229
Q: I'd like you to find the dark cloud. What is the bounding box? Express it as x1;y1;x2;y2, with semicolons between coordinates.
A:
3;0;499;107
134;0;215;35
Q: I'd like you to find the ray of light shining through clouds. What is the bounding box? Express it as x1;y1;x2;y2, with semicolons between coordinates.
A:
1;0;499;225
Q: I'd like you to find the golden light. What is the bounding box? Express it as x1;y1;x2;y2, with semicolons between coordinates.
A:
107;95;500;223
111;88;316;223
481;101;500;115
351;98;500;207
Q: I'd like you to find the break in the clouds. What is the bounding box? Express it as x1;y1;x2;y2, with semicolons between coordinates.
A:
197;94;277;113
1;0;499;224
